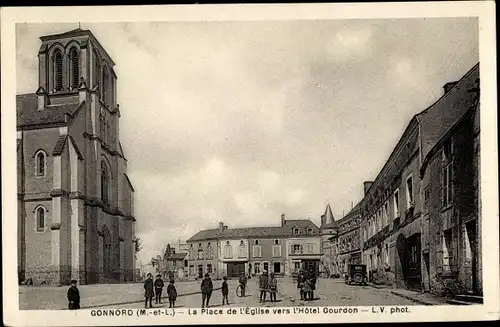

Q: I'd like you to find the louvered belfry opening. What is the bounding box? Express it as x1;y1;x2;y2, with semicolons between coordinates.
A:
70;48;79;89
54;51;63;91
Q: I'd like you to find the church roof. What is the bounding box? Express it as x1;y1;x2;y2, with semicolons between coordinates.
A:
52;135;83;160
187;219;320;242
16;93;84;128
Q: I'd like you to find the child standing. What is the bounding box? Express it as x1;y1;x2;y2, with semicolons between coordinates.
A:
268;272;278;302
67;279;80;310
167;279;177;308
222;276;229;305
200;273;213;308
154;274;165;304
144;273;154;308
302;277;312;301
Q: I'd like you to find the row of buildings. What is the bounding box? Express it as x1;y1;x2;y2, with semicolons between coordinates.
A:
323;63;481;296
184;63;481;299
17;28;137;285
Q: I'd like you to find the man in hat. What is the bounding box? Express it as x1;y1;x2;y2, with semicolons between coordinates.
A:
144;273;154;308
238;272;247;297
259;270;269;303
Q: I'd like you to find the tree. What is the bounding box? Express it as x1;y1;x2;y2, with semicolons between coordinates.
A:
165;243;172;258
133;236;142;259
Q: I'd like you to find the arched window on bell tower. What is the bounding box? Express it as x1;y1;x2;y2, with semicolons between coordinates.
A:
54;50;63;92
102;66;109;104
69;48;80;90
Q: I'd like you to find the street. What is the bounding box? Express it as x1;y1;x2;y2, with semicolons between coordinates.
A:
19;278;419;310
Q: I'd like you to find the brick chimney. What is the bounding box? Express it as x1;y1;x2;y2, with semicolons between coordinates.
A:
281;213;286;227
443;81;459;94
363;181;374;195
218;222;224;232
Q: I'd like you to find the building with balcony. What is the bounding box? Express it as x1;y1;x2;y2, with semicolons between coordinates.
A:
16;28;136;285
359;63;480;291
186;214;322;279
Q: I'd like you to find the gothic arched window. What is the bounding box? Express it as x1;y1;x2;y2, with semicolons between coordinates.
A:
34;150;46;177
101;161;109;204
102;66;109;103
54;50;63;91
69;48;80;90
35;206;46;232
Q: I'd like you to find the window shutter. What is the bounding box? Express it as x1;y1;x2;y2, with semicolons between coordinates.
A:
441;167;445;207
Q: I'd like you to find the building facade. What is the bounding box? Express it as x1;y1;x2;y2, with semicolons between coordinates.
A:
358;64;480;292
186;214;322;280
420;76;481;295
330;204;362;277
319;204;337;277
17;28;136;285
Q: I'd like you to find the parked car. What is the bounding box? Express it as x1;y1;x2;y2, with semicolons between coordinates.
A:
345;264;368;285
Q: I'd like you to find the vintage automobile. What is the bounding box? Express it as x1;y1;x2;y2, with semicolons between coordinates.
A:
345;264;368;285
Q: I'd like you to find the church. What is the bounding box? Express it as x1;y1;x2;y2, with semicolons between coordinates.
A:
17;28;136;285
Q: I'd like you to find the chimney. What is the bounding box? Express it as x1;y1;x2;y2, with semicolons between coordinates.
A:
363;181;374;195
218;222;224;232
320;214;325;226
36;87;49;110
223;225;228;231
443;81;459;94
281;213;286;227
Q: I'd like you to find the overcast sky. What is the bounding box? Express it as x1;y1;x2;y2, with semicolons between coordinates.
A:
16;18;478;264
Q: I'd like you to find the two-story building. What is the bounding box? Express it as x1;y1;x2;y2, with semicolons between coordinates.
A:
186;214;322;279
419;69;481;296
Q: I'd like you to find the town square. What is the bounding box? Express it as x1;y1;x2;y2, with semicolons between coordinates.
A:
11;13;487;312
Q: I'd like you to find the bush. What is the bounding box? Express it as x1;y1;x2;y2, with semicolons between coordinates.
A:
431;275;467;298
372;269;393;286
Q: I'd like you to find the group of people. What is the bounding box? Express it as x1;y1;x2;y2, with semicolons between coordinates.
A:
296;269;317;301
258;270;278;303
144;273;178;308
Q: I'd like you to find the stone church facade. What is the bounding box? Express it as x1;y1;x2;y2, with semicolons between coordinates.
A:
17;28;136;285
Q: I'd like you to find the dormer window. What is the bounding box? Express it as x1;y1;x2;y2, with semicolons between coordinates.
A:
293;228;300;235
307;228;313;235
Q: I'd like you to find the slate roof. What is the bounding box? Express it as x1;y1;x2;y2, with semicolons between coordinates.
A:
17;93;84;128
52;135;83;159
321;204;337;229
417;63;479;160
187;219;320;242
125;174;135;192
166;253;188;261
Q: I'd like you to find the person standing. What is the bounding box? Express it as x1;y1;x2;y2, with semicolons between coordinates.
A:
200;273;213;308
309;269;317;301
67;279;80;310
259;270;269;303
144;273;154;308
167;279;177;308
238;272;247;297
154;274;165;304
221;276;229;305
297;270;305;301
303;277;312;301
268;272;278;303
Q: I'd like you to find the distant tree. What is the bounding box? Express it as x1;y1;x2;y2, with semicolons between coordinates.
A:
133;236;142;259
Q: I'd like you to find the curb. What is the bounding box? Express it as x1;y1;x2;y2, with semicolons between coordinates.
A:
389;291;436;306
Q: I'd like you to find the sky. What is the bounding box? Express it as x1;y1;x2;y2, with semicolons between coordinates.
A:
16;18;479;265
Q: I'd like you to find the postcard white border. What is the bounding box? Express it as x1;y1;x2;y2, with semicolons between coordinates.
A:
2;2;498;326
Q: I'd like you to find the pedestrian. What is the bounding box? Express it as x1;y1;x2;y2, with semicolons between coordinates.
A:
259;270;269;303
154;274;164;304
309;269;317;301
144;273;154;308
67;279;80;310
222;276;229;305
200;273;213;308
303;277;312;301
167;279;177;308
297;270;305;301
268;272;278;302
238;272;247;297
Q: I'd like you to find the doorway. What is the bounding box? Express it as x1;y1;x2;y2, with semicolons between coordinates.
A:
466;221;480;294
263;262;269;272
198;265;203;278
406;233;422;291
227;262;246;277
273;262;281;274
